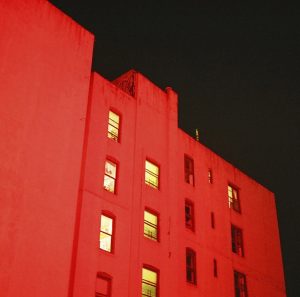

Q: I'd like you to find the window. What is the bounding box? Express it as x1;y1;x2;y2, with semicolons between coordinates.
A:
234;271;248;297
186;248;197;284
107;110;120;141
228;185;241;212
95;272;111;297
185;200;195;231
213;259;218;277
100;214;114;252
184;155;194;185
231;225;244;257
208;169;213;183
211;212;215;229
144;210;159;241
142;267;158;297
103;159;117;193
145;160;159;189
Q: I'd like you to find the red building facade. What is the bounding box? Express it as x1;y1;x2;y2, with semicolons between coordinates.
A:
0;1;286;297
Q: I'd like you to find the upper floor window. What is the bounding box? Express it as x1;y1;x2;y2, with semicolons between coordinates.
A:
228;185;241;213
142;267;158;297
231;225;244;257
185;200;195;231
107;110;120;141
234;271;248;297
95;272;112;297
100;214;114;253
213;259;218;278
145;160;159;189
208;169;213;184
104;159;117;193
184;155;194;185
186;248;197;285
211;212;215;229
144;210;159;241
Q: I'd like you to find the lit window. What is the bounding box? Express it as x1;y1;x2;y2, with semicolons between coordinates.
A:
184;155;194;185
103;160;117;193
208;169;213;183
186;248;197;284
144;210;158;241
145;160;159;189
100;214;114;252
234;271;248;297
185;200;195;231
228;185;241;212
213;259;218;277
142;267;158;297
95;272;111;297
231;225;244;257
107;110;120;141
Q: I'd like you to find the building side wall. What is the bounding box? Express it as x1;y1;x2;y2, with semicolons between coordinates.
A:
0;1;94;296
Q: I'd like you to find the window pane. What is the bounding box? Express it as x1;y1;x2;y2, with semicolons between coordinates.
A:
142;268;157;284
101;215;113;234
144;211;157;225
100;232;112;252
105;161;116;178
103;176;115;192
145;161;159;175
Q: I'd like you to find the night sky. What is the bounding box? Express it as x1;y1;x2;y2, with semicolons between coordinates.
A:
49;1;299;296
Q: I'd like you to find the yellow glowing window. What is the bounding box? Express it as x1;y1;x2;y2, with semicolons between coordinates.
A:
228;185;240;212
145;160;159;189
144;210;158;241
103;160;117;193
107;110;120;141
142;267;158;297
100;214;114;252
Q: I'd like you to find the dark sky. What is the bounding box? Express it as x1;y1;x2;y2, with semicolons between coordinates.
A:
49;1;299;296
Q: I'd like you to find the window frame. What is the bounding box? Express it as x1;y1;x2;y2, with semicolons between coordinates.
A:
186;248;197;285
95;272;112;297
103;158;118;194
231;224;244;257
184;155;195;186
107;109;121;142
228;184;241;213
185;199;195;231
145;159;160;190
99;212;115;253
144;208;159;242
142;265;159;297
234;270;248;297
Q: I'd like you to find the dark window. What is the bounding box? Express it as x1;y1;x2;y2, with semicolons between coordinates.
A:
213;259;218;277
95;272;111;297
142;267;158;297
231;225;244;256
185;200;195;231
228;185;241;213
144;210;159;241
208;169;213;183
211;212;215;229
234;271;248;297
186;248;197;284
184;155;194;185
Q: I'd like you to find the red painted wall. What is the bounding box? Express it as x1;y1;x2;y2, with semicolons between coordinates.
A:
0;1;94;296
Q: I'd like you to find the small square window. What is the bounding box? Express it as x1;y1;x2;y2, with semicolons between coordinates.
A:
107;110;120;141
234;271;248;297
145;160;159;189
142;267;158;297
144;210;159;241
185;200;195;231
228;185;241;213
96;272;111;297
186;248;197;285
231;225;244;257
184;155;194;185
103;160;117;193
100;214;114;253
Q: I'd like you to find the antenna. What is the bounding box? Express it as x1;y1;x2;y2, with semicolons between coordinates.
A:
195;129;200;142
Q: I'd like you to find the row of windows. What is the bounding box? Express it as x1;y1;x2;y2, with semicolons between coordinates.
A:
99;211;244;257
95;267;248;297
103;158;241;214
